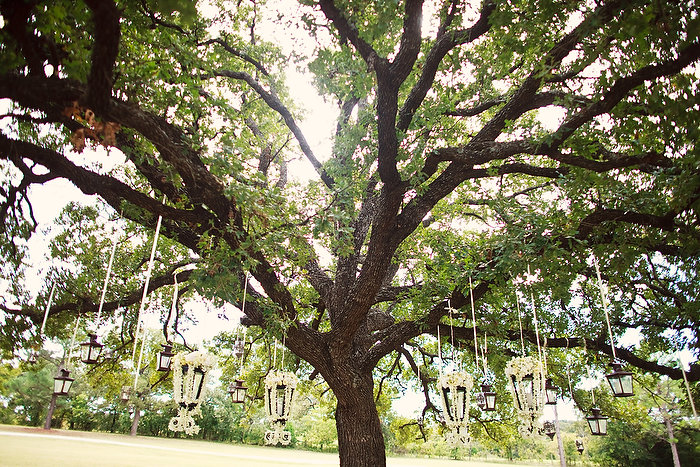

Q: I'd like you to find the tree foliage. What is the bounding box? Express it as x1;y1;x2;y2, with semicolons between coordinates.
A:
1;0;699;465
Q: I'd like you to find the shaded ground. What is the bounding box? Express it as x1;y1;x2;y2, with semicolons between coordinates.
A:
0;425;543;466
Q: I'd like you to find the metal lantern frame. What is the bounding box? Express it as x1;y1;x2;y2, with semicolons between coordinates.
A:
233;336;245;359
80;332;104;364
228;379;248;404
605;362;634;397
438;370;474;446
120;385;131;402
168;351;216;436
264;370;298;446
586;407;608;436
53;368;75;396
157;343;175;372
544;378;558;405
476;383;497;411
542;420;556;440
505;356;545;436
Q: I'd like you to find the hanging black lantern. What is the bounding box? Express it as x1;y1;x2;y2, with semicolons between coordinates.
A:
53;368;74;395
512;373;536;411
157;343;175;372
542;420;556;440
120;385;131;402
544;378;558;405
27;351;38;364
576;439;584;454
586;407;608;436
476;383;496;411
80;333;104;364
605;362;634;397
228;379;248;404
233;337;245;359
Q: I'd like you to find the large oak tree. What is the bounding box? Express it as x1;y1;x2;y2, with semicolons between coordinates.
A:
1;0;699;465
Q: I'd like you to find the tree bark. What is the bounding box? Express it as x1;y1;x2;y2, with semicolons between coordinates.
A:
130;408;140;436
334;371;386;467
661;404;681;467
43;393;58;430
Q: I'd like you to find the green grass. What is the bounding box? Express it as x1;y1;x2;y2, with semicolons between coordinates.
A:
0;425;542;466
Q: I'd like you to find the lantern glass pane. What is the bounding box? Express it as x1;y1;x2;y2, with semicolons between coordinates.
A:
621;373;634;395
607;374;623;394
276;386;286;417
455;386;466;421
522;375;534;406
485;392;496;410
193;368;205;401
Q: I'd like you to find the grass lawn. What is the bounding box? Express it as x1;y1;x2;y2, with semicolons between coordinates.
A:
0;425;545;467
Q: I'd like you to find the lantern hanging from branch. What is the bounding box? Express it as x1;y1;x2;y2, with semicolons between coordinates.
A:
53;368;75;396
120;385;131;402
27;350;38;364
80;333;104;364
475;383;496;411
544;378;558;405
228;380;248;404
576;439;584;454
157;343;175;372
605;362;634;397
505;356;545;436
233;336;245;360
438;370;474;445
542;420;556;439
264;370;298;446
586;407;608;436
168;351;216;436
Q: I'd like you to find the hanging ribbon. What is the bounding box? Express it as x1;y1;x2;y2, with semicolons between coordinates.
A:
593;256;617;360
66;313;81;367
469;277;482;376
514;291;526;356
527;265;544;375
132;208;164;389
95;230;119;325
39;282;57;337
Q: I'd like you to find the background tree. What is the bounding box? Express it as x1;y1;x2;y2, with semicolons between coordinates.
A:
1;0;699;465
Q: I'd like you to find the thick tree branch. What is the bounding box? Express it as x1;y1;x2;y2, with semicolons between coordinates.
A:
84;0;121;113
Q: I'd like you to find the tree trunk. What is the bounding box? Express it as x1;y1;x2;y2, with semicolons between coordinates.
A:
130;408;141;436
553;404;567;467
334;372;386;467
43;393;58;430
661;405;681;467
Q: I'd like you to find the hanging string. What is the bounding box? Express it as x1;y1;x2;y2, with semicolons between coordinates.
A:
447;300;456;365
469;277;481;375
514;290;525;356
39;282;57;337
272;338;278;370
281;335;286;369
565;338;575;400
165;270;180;343
132;205;164;389
678;354;698;420
66;313;81;367
437;324;443;373
593;256;617;360
480;334;488;376
95;231;118;325
527;265;544;374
